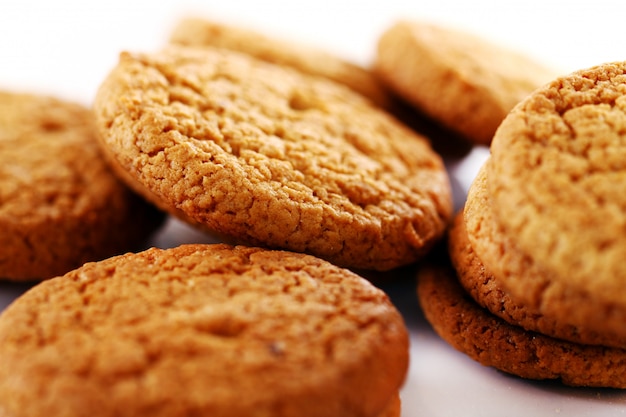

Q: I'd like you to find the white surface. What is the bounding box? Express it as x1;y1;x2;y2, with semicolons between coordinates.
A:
2;1;626;416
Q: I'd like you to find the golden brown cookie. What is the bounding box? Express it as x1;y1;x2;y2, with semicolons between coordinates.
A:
169;17;393;108
0;91;163;281
450;207;623;348
487;62;626;343
0;244;409;417
455;163;626;348
374;20;558;145
417;263;626;388
93;46;453;271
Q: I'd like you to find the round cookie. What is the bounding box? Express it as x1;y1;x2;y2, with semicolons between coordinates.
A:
487;62;626;338
169;17;393;108
457;162;626;348
374;20;558;145
0;244;409;417
449;208;623;349
93;46;452;271
0;91;163;281
417;263;626;388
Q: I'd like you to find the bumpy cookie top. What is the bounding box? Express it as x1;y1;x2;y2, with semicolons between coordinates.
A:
0;244;409;417
375;20;557;145
0;91;162;280
489;62;626;313
169;18;393;108
94;46;452;271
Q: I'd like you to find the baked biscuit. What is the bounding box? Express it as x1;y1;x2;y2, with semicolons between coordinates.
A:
487;62;626;342
450;207;623;349
454;164;625;348
417;263;626;388
0;244;409;417
433;61;626;385
375;20;557;145
94;46;452;271
0;91;163;281
169;17;393;108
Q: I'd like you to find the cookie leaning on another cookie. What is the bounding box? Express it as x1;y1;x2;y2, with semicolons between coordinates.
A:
169;17;475;169
374;20;558;145
169;17;394;109
454;164;625;348
0;91;164;281
427;61;626;386
486;61;626;344
488;62;626;312
94;45;453;271
450;208;624;349
0;244;409;417
417;263;626;388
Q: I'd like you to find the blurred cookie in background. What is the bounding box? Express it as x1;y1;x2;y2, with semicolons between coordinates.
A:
0;91;164;281
170;17;394;109
375;20;559;145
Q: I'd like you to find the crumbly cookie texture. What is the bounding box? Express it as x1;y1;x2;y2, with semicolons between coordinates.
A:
0;91;163;281
169;17;393;108
450;161;626;348
417;263;626;388
94;46;452;271
450;208;625;349
488;62;626;336
432;61;626;383
375;20;558;145
0;244;409;417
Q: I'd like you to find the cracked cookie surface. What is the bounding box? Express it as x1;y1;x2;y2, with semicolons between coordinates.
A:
488;62;626;331
0;244;409;417
0;91;163;281
94;46;452;271
454;163;626;348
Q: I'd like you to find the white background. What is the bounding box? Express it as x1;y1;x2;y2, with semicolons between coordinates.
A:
3;0;626;105
2;1;626;416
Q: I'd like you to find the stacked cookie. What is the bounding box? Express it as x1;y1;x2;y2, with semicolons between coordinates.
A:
418;61;626;387
169;18;394;109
